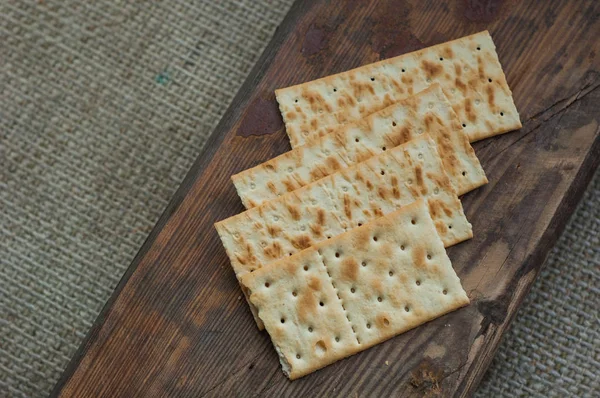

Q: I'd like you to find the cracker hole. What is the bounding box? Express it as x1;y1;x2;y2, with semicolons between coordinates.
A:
327;235;331;239
281;318;285;323
462;123;467;128
319;301;324;307
405;306;410;312
296;354;301;359
462;171;466;176
335;337;340;342
500;112;504;116
370;77;375;81
373;236;378;242
366;323;371;329
477;46;481;51
377;296;383;302
265;282;270;288
351;287;356;293
443;289;448;295
401;68;406;73
380;170;385;175
439;57;444;61
333;88;337;92
389;270;394;277
361;261;367;267
295;99;299;103
392;121;397;127
355;138;360;142
383;318;390;326
411;219;416;225
358;222;362;227
335;252;340;258
288;253;292;256
488;78;492;83
308;326;313;332
382;146;386;151
401;245;405;250
416;280;421;286
427;254;432;260
292;291;297;297
448;225;453;229
303;265;309;271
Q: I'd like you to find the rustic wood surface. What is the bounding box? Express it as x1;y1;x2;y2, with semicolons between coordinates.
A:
53;1;599;397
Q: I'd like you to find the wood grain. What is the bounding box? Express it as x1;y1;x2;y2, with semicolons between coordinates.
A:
53;1;600;397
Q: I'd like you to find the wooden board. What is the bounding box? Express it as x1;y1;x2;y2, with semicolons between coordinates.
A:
53;1;599;397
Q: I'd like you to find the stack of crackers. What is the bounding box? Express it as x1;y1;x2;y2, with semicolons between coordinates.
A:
215;31;521;379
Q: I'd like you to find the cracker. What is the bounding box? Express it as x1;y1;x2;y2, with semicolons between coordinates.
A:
241;199;469;379
276;31;521;147
233;84;486;209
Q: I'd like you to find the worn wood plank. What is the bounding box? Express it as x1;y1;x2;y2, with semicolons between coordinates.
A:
53;1;599;397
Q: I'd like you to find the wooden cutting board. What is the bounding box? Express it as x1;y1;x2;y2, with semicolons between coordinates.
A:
53;1;599;397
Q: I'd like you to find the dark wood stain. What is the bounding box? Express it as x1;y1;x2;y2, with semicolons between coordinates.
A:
53;1;600;397
237;95;283;138
302;24;329;57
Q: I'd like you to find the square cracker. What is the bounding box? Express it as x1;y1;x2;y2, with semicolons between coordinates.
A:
241;199;469;379
233;84;487;209
275;31;521;147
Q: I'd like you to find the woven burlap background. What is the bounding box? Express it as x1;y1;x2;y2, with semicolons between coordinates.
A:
1;1;598;397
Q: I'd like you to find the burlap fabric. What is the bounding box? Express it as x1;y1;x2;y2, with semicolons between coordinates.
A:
1;1;597;397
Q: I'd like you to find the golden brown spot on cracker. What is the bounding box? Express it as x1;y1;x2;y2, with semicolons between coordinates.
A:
317;209;326;225
415;166;426;193
487;84;495;108
435;220;448;235
267;224;282;237
428;200;440;219
287;204;301;221
439;201;453;217
391;176;400;199
424;114;434;130
264;242;283;259
455;78;467;94
310;119;318;129
297;289;317;322
411;246;427;269
265;163;275;171
454;63;462;77
308;275;322;291
442;46;454;59
341;257;359;281
309;167;325;181
267;181;277;194
286;111;296;121
465;98;476;122
326;156;342;171
343;194;352;219
421;60;443;79
283;178;296;193
378;186;387;200
310;223;323;237
366;180;373;190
